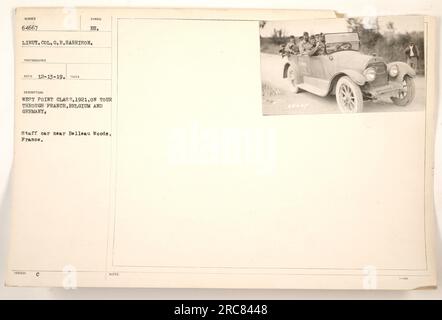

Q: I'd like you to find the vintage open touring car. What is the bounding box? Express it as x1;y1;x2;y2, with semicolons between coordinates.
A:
282;32;416;113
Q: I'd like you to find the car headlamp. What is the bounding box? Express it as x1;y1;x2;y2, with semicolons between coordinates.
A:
363;67;377;82
389;64;399;78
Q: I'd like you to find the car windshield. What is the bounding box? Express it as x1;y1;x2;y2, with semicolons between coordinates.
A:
325;33;360;54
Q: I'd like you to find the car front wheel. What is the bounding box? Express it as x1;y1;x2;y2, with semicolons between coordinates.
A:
336;76;363;113
391;76;415;106
287;64;299;93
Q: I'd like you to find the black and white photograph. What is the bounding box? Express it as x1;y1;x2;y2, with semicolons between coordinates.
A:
260;16;426;115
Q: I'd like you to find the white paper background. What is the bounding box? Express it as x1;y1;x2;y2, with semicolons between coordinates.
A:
0;0;441;299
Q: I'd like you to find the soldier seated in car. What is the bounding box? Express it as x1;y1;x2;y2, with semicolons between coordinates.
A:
298;32;310;54
280;35;298;57
314;34;326;55
305;35;325;56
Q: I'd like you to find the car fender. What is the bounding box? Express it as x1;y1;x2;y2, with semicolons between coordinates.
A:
388;61;416;80
283;62;290;78
328;70;366;94
334;70;366;85
282;61;303;84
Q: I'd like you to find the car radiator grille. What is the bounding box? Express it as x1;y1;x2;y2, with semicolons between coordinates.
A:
368;62;388;87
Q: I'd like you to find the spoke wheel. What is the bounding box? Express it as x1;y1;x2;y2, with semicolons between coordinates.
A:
287;64;299;93
391;76;415;106
336;76;363;113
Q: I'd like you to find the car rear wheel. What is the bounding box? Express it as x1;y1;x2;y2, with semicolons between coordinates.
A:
336;76;363;113
391;76;415;106
287;64;299;93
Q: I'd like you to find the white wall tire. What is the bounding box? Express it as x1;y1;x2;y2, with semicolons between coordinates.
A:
335;76;364;113
391;76;415;106
287;64;300;93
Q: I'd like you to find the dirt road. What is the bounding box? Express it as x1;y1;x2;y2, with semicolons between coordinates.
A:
260;53;426;115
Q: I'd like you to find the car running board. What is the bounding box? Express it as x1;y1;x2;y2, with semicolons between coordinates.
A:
298;77;330;97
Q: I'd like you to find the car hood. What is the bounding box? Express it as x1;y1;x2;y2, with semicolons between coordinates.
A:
329;51;386;72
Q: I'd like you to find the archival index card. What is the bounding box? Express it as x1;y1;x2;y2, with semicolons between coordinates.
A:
7;8;437;290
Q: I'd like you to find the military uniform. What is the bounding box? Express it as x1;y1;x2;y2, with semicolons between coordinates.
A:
280;39;299;58
285;42;298;54
299;39;312;55
311;41;325;56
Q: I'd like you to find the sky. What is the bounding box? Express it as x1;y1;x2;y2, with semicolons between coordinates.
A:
260;16;424;38
377;16;424;34
260;18;348;38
